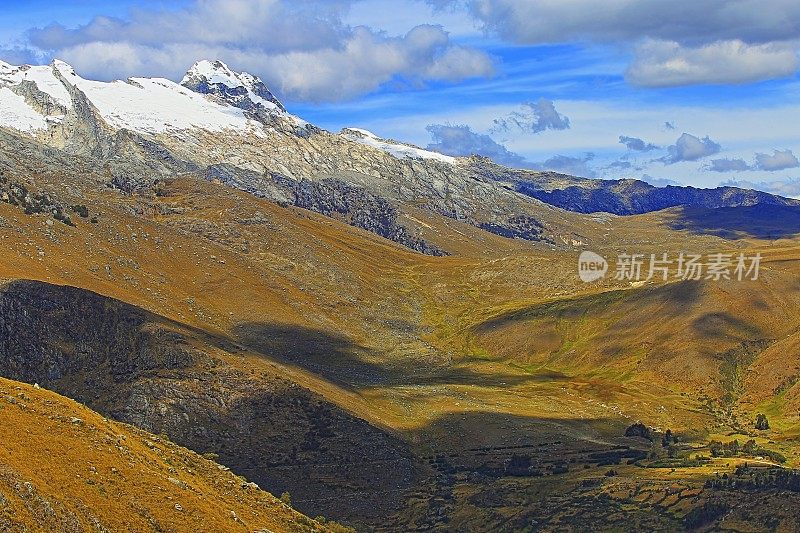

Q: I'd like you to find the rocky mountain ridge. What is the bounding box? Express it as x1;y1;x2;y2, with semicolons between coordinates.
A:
0;58;796;258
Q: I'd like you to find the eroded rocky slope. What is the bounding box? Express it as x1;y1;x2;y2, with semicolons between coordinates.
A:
0;280;416;525
0;376;336;532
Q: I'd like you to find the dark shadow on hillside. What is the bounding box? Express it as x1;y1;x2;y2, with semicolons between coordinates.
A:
692;312;763;341
232;322;545;388
473;281;704;333
0;278;683;530
413;410;627;453
0;278;231;388
0;279;417;526
384;410;667;531
666;205;800;239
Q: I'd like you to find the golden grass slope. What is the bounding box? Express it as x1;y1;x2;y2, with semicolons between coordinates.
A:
1;162;800;473
0;377;333;532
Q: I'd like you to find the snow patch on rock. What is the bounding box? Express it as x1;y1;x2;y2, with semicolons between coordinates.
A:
0;87;48;132
53;62;265;135
341;128;456;164
0;63;73;109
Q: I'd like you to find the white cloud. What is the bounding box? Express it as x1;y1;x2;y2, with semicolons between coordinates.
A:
0;47;42;65
706;149;799;172
619;135;658;151
661;133;722;164
722;178;800;197
491;98;570;134
25;0;494;102
627;39;799;87
434;1;800;86
755;149;799;171
707;158;752;172
437;0;800;46
530;153;596;177
425;123;527;166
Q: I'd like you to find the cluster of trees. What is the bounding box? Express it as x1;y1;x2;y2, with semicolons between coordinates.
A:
624;422;652;441
706;466;800;492
708;439;786;463
625;423;677;445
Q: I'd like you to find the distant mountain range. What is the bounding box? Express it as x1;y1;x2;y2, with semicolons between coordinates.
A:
0;59;796;255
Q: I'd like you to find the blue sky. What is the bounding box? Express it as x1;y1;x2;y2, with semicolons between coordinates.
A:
2;0;800;195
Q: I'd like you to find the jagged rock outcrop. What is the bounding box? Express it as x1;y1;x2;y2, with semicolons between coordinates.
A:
204;164;445;255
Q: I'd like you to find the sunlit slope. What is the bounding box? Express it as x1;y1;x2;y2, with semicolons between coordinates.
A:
0;377;328;532
1;162;799;445
2;155;800;530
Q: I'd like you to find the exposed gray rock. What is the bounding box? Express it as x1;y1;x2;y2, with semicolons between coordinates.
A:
180;60;286;113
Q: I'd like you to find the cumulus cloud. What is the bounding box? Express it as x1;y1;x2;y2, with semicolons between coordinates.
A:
707;158;753;172
619;135;658;151
705;150;799;172
434;0;800;86
433;0;800;46
25;0;494;102
530;153;596;178
491;99;570;134
425;124;527;166
755;149;800;171
0;47;43;65
626;39;799;87
722;178;800;197
661;133;721;164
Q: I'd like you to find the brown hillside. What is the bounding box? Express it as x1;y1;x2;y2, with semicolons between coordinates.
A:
0;377;333;532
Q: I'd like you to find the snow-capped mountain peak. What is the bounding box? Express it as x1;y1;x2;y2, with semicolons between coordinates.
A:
0;58;456;166
181;60;285;113
52;59;77;77
0;58;267;136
